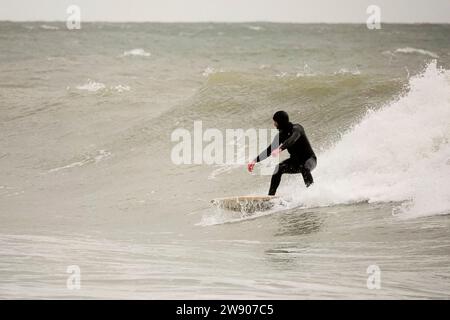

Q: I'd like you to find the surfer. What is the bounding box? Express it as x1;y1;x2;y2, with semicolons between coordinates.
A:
247;111;317;195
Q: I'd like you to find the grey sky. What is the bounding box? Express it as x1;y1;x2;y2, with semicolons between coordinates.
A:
1;0;449;23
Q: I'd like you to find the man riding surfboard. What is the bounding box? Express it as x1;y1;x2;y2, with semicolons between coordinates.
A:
248;111;317;195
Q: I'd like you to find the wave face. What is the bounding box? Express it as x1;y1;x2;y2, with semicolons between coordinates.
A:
279;61;450;218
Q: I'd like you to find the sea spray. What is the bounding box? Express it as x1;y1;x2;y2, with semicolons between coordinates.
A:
283;61;450;218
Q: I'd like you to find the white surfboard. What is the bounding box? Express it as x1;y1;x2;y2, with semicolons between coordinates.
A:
211;195;280;213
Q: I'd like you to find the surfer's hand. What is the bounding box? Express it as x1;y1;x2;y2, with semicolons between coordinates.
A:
271;147;282;157
247;161;256;173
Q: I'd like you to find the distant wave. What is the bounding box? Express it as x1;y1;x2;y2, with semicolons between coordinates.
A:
76;80;106;92
75;80;130;93
333;68;361;76
274;67;360;78
247;25;264;31
395;47;439;58
40;25;59;30
122;48;151;57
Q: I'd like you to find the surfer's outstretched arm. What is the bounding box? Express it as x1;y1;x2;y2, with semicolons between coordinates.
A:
255;133;280;162
248;133;280;172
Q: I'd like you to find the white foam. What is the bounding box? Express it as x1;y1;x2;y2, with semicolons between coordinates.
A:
48;150;112;173
282;61;450;218
198;205;282;226
40;25;59;30
76;80;106;92
395;47;439;59
112;84;131;93
198;197;290;226
94;149;112;163
275;72;288;78
247;25;264;31
122;48;151;57
75;80;130;93
296;63;316;77
202;67;224;77
334;68;361;76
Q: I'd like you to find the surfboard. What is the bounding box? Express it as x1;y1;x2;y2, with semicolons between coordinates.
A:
211;195;280;213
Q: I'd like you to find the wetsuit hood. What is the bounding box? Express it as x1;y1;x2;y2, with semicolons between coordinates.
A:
273;111;292;131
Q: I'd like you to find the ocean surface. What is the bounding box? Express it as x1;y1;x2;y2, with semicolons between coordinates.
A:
0;22;449;299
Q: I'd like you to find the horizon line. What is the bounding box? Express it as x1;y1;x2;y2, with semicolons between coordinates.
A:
1;20;449;24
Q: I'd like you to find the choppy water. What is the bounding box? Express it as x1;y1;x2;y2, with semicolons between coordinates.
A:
0;22;449;299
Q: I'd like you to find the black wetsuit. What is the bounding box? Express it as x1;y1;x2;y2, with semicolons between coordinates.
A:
255;122;317;195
